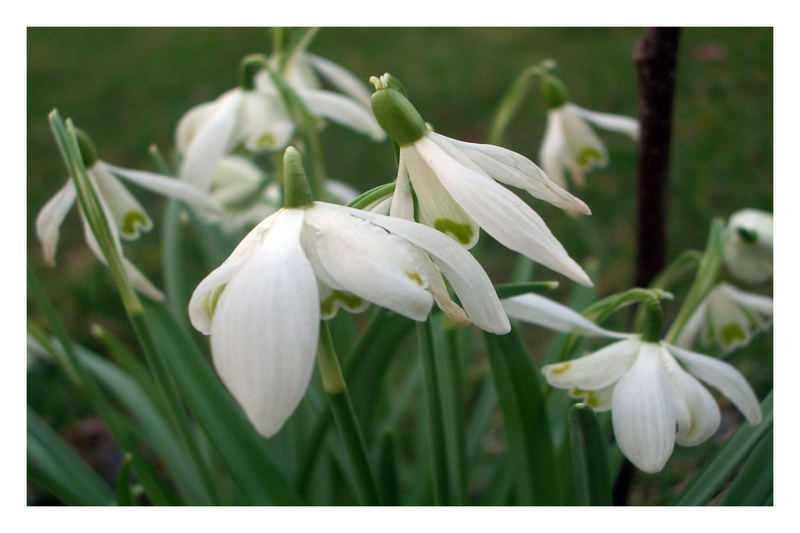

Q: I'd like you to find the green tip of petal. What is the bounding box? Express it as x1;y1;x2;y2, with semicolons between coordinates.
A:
282;146;314;207
433;218;475;246
239;53;270;91
576;147;603;167
74;128;98;168
720;323;747;347
201;284;227;321
121;211;150;237
737;227;759;244
320;290;364;317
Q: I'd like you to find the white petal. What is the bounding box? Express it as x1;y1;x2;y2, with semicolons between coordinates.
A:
660;349;720;447
432;132;590;214
402;145;480;248
237;91;294;152
101;162;223;214
561;105;609;171
305;52;373;107
302;204;433;321
327;203;510;334
188;211;279;334
666;344;762;425
175;99;219;153
568;103;639;140
210;209;319;437
179;90;243;191
707;289;753;351
389;155;415;221
211;156;265;205
675;299;709;349
413;137;592;286
366;195;392;215
91;165;152;240
36;180;76;266
297;88;385;141
539;110;568;189
571;384;615;412
611;343;675;473
317;278;370;320
542;338;641;390
502;292;631;338
718;283;773;315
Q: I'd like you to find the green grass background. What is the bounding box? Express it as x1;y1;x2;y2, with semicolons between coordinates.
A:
27;27;772;504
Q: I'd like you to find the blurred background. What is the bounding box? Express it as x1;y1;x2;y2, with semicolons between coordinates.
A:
27;27;772;504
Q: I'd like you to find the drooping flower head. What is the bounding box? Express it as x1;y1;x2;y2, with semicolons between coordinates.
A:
368;73;593;287
722;208;773;285
176;53;385;193
36;128;221;300
538;70;638;191
676;282;772;353
189;147;509;437
502;292;762;473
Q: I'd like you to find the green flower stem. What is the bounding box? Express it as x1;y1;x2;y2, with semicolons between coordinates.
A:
488;65;541;145
568;404;612;505
417;320;452;505
317;322;381;505
28;268;175;505
444;325;469;505
665;219;725;343
632;248;702;332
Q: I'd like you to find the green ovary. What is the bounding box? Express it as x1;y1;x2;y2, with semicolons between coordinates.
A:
433;218;474;245
321;290;364;316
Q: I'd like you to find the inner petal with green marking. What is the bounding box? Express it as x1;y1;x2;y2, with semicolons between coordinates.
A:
122;211;150;237
202;283;227;321
320;289;366;318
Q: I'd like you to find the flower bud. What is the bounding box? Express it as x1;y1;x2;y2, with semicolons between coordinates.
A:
369;73;427;146
723;208;773;284
282;146;313;208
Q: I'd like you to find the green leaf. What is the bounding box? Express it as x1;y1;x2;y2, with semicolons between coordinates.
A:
568;404;612;505
377;430;400;506
719;427;773;506
484;328;559;505
477;455;515;506
115;454;134;506
494;281;560;299
27;406;113;505
140;300;300;505
347;182;396;210
673;390;773;505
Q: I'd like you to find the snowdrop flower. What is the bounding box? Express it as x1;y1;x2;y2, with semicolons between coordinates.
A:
502;292;762;473
189;147;509;437
723;208;773;285
176;54;384;193
538;74;638;191
369;73;593;287
206;156;360;233
676;283;772;353
36;130;221;300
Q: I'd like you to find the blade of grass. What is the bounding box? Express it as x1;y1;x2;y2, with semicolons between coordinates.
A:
115;454;134;506
568;404;612;505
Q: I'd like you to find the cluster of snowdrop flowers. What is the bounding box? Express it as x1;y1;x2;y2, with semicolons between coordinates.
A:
36;129;221;300
367;73;593;287
176;53;384;195
538;71;638;192
189;147;509;437
722;208;773;285
501;292;762;473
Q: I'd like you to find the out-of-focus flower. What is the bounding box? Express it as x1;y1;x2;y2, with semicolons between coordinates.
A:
189;147;509;437
176;54;384;192
676;282;772;353
723;208;773;285
36;130;221;300
502;292;762;473
369;73;592;287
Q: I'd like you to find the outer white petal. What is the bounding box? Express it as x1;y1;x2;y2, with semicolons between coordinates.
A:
723;209;773;285
91;165;152;240
101;162;223;214
542;338;641;390
326;203;510;334
301;204;433;321
389;155;415;221
189;211;279;333
539;110;568;189
175;99;219;153
365;195;392;215
413;136;592;286
660;349;721;447
675;299;710;349
297;88;385;141
36;180;77;266
718;283;773;315
502;292;631;339
305;52;373;107
210;156;265;205
568;103;640;140
666;344;762;425
179;90;243;191
210;209;319;438
402;145;480;248
432;132;590;214
237;91;294;152
611;343;675;473
561;106;608;170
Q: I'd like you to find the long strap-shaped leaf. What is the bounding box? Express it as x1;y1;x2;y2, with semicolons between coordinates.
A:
568;404;612;505
484;328;559;505
718;427;773;505
673;390;773;505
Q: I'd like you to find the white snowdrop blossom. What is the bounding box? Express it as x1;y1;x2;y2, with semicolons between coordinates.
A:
676;283;772;353
189;196;510;437
36;132;222;301
540;103;638;191
370;74;593;287
176;54;384;193
723;208;773;285
502;292;762;473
